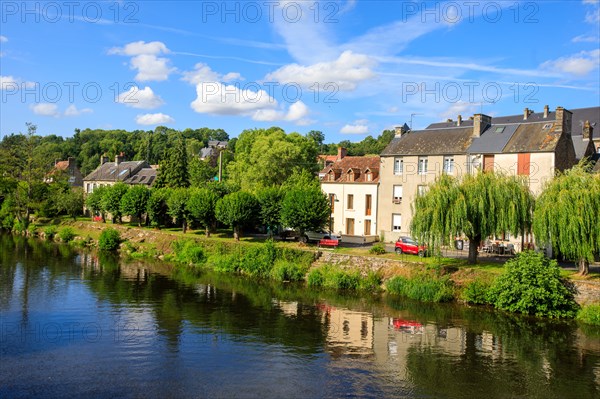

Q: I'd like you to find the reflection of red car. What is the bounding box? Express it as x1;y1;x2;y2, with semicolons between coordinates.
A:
392;319;422;329
395;236;428;256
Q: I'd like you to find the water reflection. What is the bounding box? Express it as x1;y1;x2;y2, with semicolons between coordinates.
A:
1;234;599;398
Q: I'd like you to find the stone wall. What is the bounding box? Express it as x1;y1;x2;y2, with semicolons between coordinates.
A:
572;281;600;305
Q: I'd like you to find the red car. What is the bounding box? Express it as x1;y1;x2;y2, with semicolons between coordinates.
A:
395;236;428;256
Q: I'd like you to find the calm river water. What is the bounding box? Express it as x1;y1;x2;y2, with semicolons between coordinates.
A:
1;234;599;398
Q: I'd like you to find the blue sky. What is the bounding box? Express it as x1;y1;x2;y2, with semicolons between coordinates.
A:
1;0;599;143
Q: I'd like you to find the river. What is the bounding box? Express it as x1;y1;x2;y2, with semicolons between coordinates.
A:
1;234;599;398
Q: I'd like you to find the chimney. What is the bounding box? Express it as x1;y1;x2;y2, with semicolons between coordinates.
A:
583;120;593;140
473;114;492;138
446;119;453;123
337;147;347;160
543;105;549;118
554;106;572;137
100;154;109;165
395;125;409;137
457;115;462;126
115;152;124;165
523;108;531;120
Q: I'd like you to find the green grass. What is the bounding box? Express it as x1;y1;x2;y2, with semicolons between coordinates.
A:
577;304;600;326
386;273;455;303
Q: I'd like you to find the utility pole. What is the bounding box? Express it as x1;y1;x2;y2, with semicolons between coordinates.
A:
218;150;222;182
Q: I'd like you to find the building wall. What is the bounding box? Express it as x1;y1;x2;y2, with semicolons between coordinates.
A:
84;180;117;194
321;183;379;238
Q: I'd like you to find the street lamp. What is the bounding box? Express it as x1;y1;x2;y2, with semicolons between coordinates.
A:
329;194;339;233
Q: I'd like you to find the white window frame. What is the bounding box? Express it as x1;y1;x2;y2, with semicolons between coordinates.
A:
417;185;427;197
394;157;403;175
393;185;403;203
443;156;454;175
392;214;402;232
418;157;428;175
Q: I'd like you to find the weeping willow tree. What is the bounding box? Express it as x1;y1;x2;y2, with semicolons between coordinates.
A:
533;164;600;275
411;172;534;264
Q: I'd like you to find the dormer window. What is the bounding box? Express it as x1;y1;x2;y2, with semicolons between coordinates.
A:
543;123;552;129
366;172;372;181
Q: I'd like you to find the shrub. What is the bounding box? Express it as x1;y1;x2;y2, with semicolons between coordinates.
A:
98;227;122;251
172;239;206;265
58;227;76;243
577;304;600;326
462;280;493;305
44;225;58;241
359;271;383;292
306;265;363;290
386;273;454;302
307;268;325;287
270;260;307;282
369;243;387;255
27;223;38;237
487;251;579;318
209;254;239;274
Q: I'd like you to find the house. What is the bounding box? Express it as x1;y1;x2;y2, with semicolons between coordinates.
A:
320;147;380;243
378;106;579;243
45;157;83;187
199;140;228;165
83;154;155;194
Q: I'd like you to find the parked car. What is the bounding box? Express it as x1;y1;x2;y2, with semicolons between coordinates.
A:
395;236;428;256
278;227;300;240
300;229;342;243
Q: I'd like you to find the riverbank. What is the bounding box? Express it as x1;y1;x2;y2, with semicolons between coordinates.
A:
22;219;600;309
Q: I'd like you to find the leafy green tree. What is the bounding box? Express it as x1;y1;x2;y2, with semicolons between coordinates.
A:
411;173;534;264
56;188;84;220
533;164;600;275
167;188;190;233
215;191;259;240
256;187;283;236
120;185;150;226
187;188;219;237
86;186;107;221
280;186;330;236
155;134;190;188
189;157;217;187
146;188;171;228
101;183;129;224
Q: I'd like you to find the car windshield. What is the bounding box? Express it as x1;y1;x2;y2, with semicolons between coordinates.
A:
405;239;417;245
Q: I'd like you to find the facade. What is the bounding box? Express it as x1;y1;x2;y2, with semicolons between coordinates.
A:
320;148;380;243
45;157;83;187
83;154;155;194
378;106;580;243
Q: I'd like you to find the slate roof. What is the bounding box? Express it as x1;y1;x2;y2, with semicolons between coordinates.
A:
502;121;562;153
381;127;474;156
84;161;148;182
320;156;380;183
124;167;157;186
468;124;519;154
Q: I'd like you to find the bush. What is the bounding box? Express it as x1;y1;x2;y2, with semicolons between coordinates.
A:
98;227;122;251
462;280;493;305
386;273;454;302
487;251;579;318
577;304;600;326
44;225;58;241
270;260;307;282
172;239;206;265
58;227;76;243
359;271;383;292
369;243;387;255
27;223;38;237
307;268;325;287
306;265;363;290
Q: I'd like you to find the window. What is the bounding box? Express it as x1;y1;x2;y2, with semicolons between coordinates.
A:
347;194;354;210
347;170;355;182
392;214;402;232
393;185;403;203
364;219;372;235
365;194;372;216
329;194;336;212
517;153;530;176
494;126;505;133
366;172;372;181
346;218;355;235
443;156;454;174
468;155;481;174
394;157;403;175
417;185;427;197
418;157;428;175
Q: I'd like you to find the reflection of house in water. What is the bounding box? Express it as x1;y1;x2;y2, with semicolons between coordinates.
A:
321;306;374;356
275;300;299;317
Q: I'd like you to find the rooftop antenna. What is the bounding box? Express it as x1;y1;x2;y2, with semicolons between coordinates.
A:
410;113;423;130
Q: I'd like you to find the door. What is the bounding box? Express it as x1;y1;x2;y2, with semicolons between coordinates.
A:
364;219;371;235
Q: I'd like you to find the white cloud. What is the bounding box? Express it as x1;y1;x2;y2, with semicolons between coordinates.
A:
540;49;600;77
572;34;600;43
340;122;369;135
266;51;376;91
583;0;599;4
191;82;278;116
252;101;310;123
182;63;243;86
439;101;479;120
64;105;93;117
117;86;164;109
1;75;36;90
108;41;170;56
0;36;7;42
31;103;60;117
135;113;175;125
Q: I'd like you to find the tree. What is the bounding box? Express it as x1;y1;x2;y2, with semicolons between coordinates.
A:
256;187;283;236
189;157;217;187
166;188;190;233
146;188;171;228
120;185;150;226
86;186;107;221
155;133;190;188
187;188;219;237
533;164;600;275
57;188;84;220
215;191;259;240
101;183;129;224
280;186;330;236
411;173;534;264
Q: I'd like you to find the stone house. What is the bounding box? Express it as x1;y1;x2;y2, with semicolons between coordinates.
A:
83;154;156;194
45;157;83;187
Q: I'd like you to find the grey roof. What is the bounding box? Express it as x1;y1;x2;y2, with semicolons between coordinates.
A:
381;127;474;156
84;161;148;182
200;147;216;158
503;121;563;153
124;167;157;186
468;124;519;154
208;140;228;148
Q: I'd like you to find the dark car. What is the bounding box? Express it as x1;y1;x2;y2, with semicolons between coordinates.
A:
395;236;427;256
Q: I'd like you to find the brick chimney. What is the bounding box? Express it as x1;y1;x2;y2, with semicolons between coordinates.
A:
543;105;549;118
583;120;593;140
337;147;347;160
115;152;124;165
523;108;533;120
457;115;462;126
100;154;109;165
473;114;492;138
554;107;572;137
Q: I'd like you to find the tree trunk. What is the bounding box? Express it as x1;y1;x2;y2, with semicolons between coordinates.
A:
468;235;481;264
205;226;210;238
182;220;187;234
233;226;240;241
578;258;589;276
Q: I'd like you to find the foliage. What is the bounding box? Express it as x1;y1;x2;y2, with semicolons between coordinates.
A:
461;280;493;305
101;183;129;223
487;251;579;318
58;227;76;243
120;185;150;226
280;186;330;233
189;157;218;187
533;163;600;275
215;191;259;240
155;133;190;188
43;225;58;240
85;186;107;220
98;227;122;251
369;243;387;255
411;172;534;264
256;187;283;233
171;239;207;265
146;188;171;227
577;304;600;326
186;188;219;236
306;265;372;291
166;188;191;233
270;260;307;282
55;188;84;220
386;273;455;302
